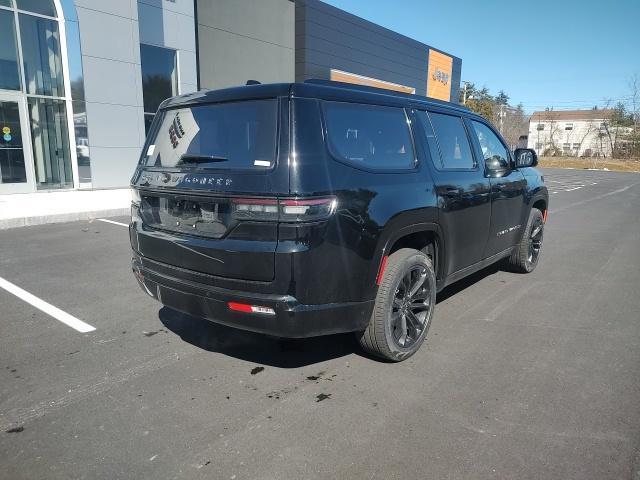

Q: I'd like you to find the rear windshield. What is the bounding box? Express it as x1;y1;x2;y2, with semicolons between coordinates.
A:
142;99;278;170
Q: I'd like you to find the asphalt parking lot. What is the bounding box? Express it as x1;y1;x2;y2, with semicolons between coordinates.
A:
1;168;639;480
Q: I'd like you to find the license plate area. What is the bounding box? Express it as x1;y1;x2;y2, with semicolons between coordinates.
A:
140;194;233;239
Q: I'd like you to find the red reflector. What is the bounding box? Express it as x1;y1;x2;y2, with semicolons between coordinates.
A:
227;302;276;315
376;255;389;286
228;302;253;313
543;210;548;222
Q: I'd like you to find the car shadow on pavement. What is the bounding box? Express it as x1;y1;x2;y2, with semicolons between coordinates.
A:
158;307;361;368
159;263;503;367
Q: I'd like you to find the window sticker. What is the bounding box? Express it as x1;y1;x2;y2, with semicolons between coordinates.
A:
147;144;155;156
254;160;271;167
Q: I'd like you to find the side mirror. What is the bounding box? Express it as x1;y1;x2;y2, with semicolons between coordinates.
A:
513;148;538;168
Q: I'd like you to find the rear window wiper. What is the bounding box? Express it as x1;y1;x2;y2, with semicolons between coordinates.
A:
179;154;228;165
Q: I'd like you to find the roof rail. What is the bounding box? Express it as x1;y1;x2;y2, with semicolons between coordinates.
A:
303;78;467;110
304;78;413;97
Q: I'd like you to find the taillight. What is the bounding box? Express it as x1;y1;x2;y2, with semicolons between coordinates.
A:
231;198;279;222
231;197;336;223
131;187;141;206
280;197;337;222
131;188;141;221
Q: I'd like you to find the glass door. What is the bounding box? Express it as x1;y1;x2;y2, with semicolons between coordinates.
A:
0;93;35;194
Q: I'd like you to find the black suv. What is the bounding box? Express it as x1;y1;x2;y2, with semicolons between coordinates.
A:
130;81;548;361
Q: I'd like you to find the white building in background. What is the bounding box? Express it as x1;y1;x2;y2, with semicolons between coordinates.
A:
527;109;625;158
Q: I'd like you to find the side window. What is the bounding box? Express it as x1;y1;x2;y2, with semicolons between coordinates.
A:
323;101;415;169
471;121;510;170
423;112;475;169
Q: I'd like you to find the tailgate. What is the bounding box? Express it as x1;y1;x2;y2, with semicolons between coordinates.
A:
130;97;290;282
132;188;280;282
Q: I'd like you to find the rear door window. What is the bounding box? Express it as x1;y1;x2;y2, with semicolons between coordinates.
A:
323;101;415;170
421;111;475;170
143;99;278;170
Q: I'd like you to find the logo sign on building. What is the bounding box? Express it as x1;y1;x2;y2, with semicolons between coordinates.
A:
427;49;453;101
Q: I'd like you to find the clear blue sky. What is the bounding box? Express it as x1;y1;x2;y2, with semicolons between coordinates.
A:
323;0;640;113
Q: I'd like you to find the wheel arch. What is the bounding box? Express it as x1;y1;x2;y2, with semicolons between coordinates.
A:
531;197;548;216
374;222;445;287
529;191;549;223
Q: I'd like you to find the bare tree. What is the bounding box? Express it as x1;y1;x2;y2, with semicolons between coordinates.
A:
598;100;621;159
542;109;562;155
629;74;639;156
575;119;597;157
501;104;529;150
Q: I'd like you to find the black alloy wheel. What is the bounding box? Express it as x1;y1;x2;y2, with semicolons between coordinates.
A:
358;248;437;362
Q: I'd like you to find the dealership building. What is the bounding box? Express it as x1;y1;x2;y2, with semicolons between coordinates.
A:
0;0;461;194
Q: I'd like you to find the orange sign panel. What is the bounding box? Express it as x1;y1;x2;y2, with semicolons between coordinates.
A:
427;49;453;101
330;69;415;95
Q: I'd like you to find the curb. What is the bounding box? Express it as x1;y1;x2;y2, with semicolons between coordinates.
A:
0;208;130;230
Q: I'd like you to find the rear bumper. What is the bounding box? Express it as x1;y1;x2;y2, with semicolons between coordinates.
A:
132;253;373;338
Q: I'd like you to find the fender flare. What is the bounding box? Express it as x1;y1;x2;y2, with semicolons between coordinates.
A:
529;192;549;210
372;222;446;285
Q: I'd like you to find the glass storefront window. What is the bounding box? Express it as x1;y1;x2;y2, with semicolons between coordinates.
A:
14;0;56;17
19;13;65;97
0;0;80;192
141;44;177;135
0;9;21;91
0;100;26;184
28;97;73;189
65;16;91;183
72;100;91;182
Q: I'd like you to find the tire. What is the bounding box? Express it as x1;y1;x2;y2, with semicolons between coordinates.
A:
357;248;437;362
507;208;544;273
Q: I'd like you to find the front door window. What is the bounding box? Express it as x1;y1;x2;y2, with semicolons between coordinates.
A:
470;121;510;171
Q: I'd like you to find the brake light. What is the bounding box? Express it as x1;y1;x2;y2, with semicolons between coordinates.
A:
231;198;279;221
280;197;337;222
131;188;141;222
231;197;336;222
131;188;141;206
228;302;275;315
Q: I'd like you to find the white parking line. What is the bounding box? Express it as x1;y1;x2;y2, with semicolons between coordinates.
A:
0;277;96;333
97;218;128;227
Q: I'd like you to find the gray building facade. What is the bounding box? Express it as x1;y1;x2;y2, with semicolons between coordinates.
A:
78;0;198;188
0;0;460;195
196;0;295;90
295;0;462;100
